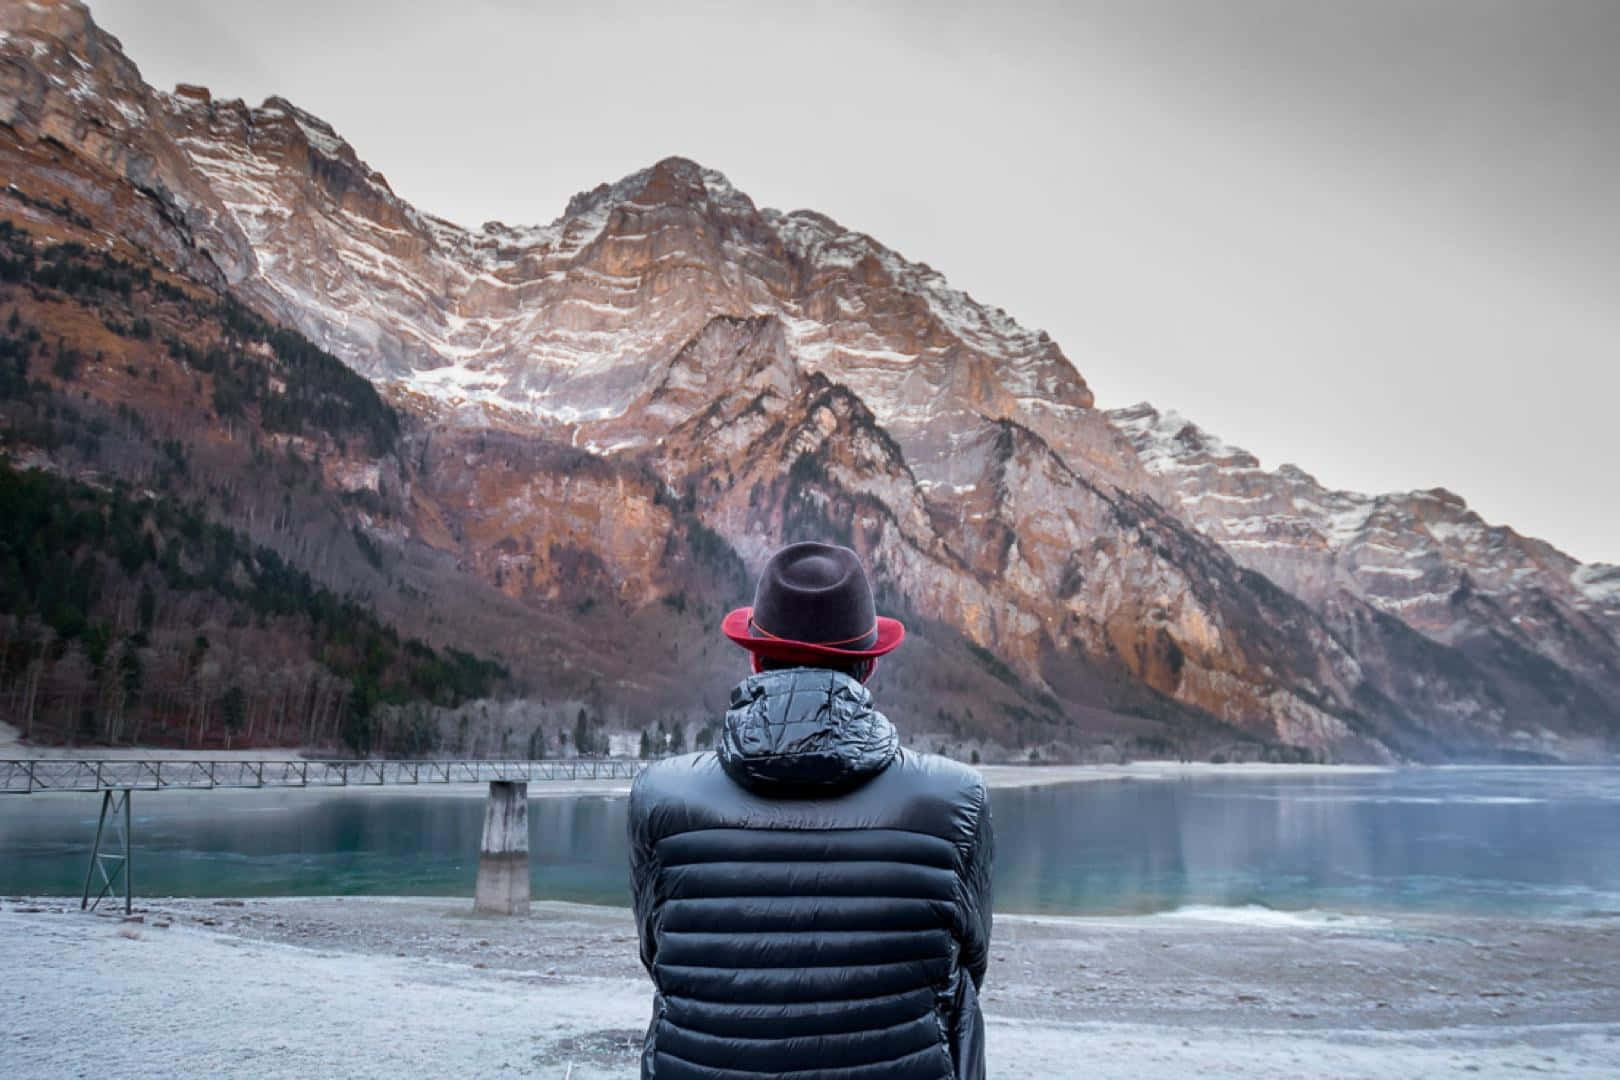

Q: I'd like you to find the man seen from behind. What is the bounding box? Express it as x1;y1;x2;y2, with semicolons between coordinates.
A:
628;541;995;1079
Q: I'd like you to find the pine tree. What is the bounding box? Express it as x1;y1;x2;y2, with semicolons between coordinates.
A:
574;708;590;758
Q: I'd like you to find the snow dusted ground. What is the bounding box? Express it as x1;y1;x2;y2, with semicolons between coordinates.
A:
0;725;328;763
974;761;1390;790
5;898;1616;1079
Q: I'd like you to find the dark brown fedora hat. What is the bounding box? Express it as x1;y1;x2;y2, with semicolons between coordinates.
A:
721;542;905;663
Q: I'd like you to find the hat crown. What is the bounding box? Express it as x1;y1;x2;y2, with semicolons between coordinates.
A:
751;542;877;650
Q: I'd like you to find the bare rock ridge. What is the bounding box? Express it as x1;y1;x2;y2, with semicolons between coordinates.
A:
2;0;1615;760
1110;404;1620;746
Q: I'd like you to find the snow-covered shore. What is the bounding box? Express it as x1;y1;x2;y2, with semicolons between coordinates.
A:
5;897;1616;1078
973;760;1390;789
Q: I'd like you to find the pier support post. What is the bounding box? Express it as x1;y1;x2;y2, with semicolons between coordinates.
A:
474;781;529;915
82;788;132;915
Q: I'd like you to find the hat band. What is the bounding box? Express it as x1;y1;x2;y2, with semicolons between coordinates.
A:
748;616;878;648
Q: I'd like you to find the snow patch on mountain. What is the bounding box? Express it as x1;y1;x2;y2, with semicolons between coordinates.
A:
1574;564;1620;606
771;208;1068;401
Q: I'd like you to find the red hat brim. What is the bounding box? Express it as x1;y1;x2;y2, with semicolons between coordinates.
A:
721;606;905;662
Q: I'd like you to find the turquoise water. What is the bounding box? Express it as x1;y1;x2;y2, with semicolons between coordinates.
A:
990;767;1620;917
3;767;1618;917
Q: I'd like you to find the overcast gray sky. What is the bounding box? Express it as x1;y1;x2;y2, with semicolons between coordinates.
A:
89;0;1620;564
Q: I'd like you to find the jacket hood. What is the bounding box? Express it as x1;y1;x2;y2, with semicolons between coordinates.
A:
719;668;899;795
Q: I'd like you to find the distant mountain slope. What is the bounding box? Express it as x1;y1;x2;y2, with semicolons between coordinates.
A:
1110;404;1620;745
2;0;1615;761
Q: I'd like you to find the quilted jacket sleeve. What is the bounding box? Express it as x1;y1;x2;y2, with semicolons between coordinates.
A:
961;783;995;989
627;771;660;974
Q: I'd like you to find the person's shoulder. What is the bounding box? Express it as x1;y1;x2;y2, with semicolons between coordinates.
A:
873;750;990;852
630;751;725;803
880;748;989;811
891;747;986;788
629;752;733;846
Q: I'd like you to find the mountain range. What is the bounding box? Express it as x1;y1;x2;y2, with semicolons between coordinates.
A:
2;0;1616;762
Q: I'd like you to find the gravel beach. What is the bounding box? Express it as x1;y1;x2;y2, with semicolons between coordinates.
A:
5;897;1617;1078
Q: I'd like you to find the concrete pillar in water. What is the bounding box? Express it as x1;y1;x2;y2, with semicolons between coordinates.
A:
474;781;530;915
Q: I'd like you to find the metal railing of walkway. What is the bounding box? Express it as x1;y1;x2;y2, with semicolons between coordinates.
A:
0;758;647;795
3;757;650;916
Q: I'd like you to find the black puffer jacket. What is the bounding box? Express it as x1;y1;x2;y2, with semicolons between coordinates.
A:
629;668;994;1080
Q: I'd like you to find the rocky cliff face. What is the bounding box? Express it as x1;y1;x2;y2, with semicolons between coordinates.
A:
148;71;1151;495
1110;404;1620;752
3;0;1615;760
0;0;255;285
